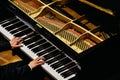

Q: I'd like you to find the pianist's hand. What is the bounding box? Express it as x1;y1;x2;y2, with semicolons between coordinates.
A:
28;56;45;69
10;37;23;49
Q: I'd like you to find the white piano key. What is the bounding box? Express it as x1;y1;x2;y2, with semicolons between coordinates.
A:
0;16;81;80
0;25;14;40
42;63;75;80
20;44;76;80
20;44;38;59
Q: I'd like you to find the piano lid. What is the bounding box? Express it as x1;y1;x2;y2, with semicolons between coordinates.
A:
67;0;120;34
80;0;120;13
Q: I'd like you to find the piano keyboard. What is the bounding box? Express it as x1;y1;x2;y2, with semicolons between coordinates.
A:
0;16;81;80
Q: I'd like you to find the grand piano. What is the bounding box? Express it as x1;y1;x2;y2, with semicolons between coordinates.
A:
0;0;120;80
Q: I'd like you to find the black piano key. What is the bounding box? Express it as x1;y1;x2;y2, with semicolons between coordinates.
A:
0;15;82;80
61;70;75;78
2;18;19;27
10;25;27;33
14;27;33;37
22;27;33;34
40;42;52;49
10;29;20;34
23;33;42;42
50;61;64;69
27;39;45;48
23;34;44;45
60;65;77;78
32;42;51;53
45;46;56;53
37;46;56;56
37;46;55;56
44;50;61;60
57;65;69;73
69;66;80;73
29;39;47;48
50;57;71;69
22;32;38;40
27;39;41;48
46;54;66;64
46;54;64;64
28;34;43;40
56;62;76;73
5;22;25;31
12;28;28;37
11;24;27;32
0;17;16;24
31;42;50;53
9;25;26;33
4;21;22;30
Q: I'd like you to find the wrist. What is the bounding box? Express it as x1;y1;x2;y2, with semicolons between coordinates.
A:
28;64;33;70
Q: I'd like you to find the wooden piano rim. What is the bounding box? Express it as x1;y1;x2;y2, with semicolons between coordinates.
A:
79;0;114;16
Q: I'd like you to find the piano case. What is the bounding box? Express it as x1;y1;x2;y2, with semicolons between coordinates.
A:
0;0;120;80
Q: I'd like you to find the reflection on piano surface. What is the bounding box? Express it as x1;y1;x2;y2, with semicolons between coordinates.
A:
0;0;120;80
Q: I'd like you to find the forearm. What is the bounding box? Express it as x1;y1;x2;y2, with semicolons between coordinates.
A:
0;61;31;80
